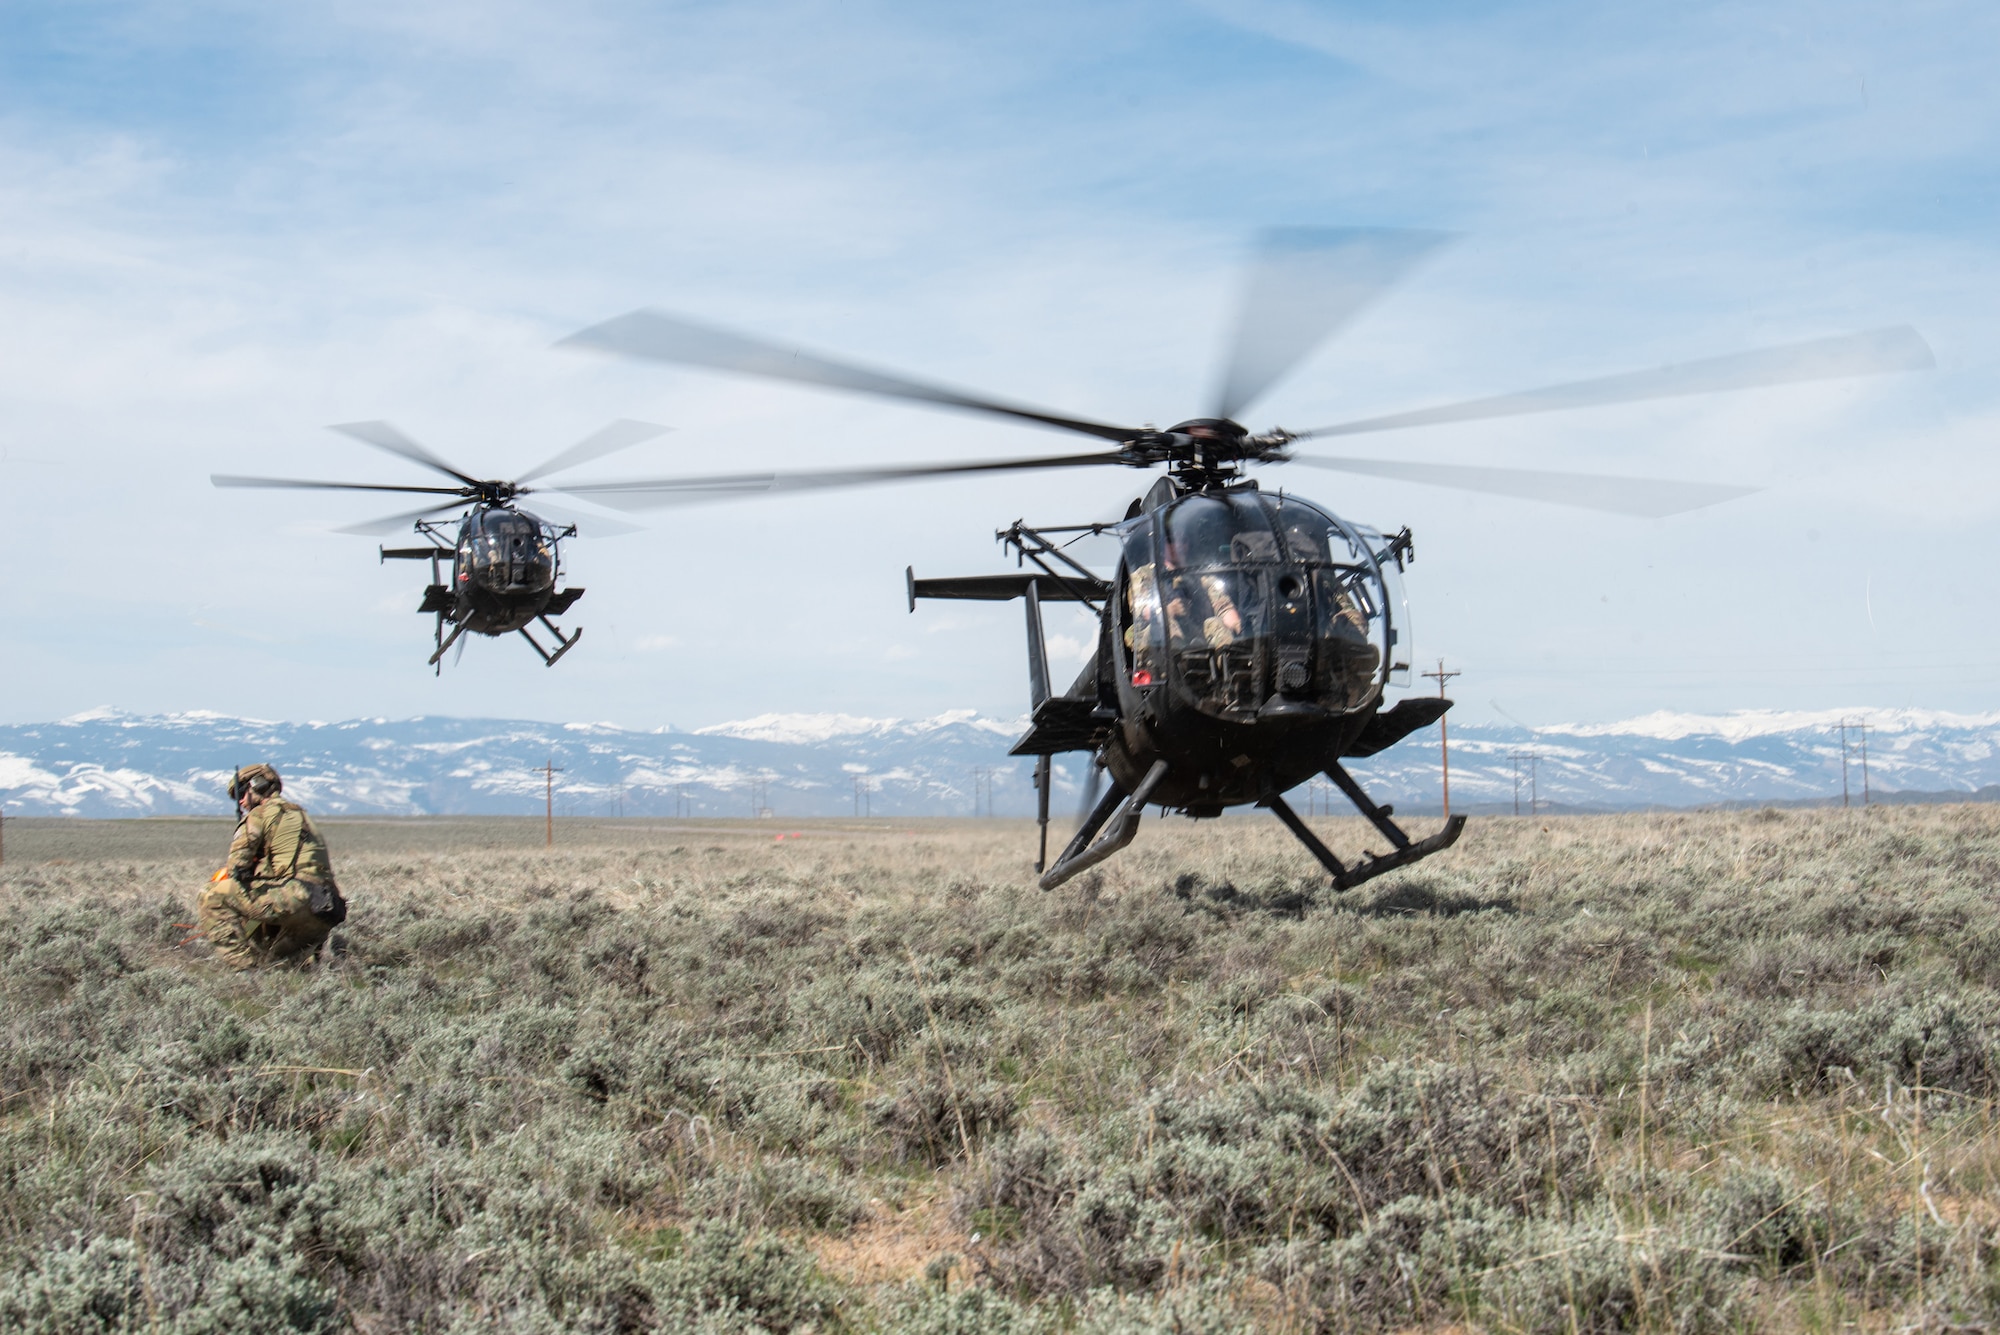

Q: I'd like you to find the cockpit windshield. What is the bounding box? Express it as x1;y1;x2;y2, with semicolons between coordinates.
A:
1120;489;1400;719
458;510;557;593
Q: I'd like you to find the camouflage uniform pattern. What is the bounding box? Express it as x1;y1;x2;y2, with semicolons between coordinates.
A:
198;797;339;970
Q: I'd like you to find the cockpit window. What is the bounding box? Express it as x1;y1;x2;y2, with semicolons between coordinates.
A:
457;510;557;593
1122;523;1165;686
1163;494;1279;569
1141;491;1398;719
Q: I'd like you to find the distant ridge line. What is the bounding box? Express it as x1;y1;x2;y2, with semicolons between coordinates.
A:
5;706;2000;818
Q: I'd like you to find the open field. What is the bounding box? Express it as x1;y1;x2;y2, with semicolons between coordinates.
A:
2;808;1999;1331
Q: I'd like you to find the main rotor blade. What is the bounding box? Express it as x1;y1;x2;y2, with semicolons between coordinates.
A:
515;419;673;485
1286;455;1758;517
328;421;483;487
1075;757;1105;827
212;475;467;496
336;500;472;536
558;450;1130;511
558;310;1139;443
1292;326;1935;440
513;498;644;538
1213;227;1454;422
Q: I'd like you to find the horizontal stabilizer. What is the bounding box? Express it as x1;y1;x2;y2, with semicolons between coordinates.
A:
911;572;1110;604
416;585;453;615
545;588;586;616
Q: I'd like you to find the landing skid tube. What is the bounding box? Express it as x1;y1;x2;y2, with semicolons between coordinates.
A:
1038;759;1169;891
1264;760;1466;891
518;617;583;667
428;619;467;669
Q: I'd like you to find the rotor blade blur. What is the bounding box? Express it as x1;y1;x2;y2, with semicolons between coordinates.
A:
1213;228;1454;422
328;421;483;486
1075;758;1105;827
515;419;673;484
558;450;1130;511
212;475;467;496
514;497;645;538
335;499;472;536
558;310;1140;443
1286;455;1758;516
1292;326;1935;440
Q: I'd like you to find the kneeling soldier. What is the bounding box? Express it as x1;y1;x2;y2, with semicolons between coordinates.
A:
199;764;347;970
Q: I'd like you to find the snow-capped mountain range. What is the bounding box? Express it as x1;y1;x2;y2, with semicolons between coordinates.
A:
2;705;1995;819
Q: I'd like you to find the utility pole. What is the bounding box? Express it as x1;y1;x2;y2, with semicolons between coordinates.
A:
1837;721;1851;809
537;757;563;848
971;766;991;817
1421;659;1462;817
1860;719;1871;806
1508;752;1539;816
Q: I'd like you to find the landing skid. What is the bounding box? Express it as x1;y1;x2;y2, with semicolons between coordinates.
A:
518;616;583;667
1038;759;1169;890
1263;760;1466;891
428;619;467;669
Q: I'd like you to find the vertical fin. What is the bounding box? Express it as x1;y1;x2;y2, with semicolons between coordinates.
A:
1025;579;1051;709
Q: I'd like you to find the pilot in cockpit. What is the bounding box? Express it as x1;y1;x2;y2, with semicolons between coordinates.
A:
1161;536;1244;650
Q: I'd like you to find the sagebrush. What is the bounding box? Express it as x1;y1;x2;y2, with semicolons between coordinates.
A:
2;808;1998;1331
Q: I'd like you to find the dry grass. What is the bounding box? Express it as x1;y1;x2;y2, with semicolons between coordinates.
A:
2;806;1999;1331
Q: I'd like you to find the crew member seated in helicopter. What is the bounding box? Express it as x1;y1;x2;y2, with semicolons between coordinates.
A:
1164;572;1243;649
1160;520;1249;650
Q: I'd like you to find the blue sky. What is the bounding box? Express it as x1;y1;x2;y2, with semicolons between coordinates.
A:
0;0;1994;729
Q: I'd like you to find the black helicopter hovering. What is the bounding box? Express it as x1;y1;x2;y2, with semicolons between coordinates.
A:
212;420;669;671
554;228;1930;890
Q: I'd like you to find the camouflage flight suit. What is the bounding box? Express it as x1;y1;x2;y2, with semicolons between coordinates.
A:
198;798;341;970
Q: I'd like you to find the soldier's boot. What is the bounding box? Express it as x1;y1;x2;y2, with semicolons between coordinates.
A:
258;884;332;969
264;918;331;968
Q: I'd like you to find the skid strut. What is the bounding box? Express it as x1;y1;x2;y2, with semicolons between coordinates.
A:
1264;760;1466;891
1038;758;1169;891
428;619;467;668
518;616;583;667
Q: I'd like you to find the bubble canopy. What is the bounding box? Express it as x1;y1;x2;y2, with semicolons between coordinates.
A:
1119;490;1402;720
456;508;558;595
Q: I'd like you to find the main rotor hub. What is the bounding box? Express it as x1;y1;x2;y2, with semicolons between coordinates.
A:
1138;417;1290;488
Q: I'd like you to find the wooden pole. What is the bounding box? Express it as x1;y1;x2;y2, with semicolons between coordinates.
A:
538;757;564;847
1421;659;1462;818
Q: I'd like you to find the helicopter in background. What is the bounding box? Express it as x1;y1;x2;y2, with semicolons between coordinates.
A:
549;228;1933;889
213;420;672;671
